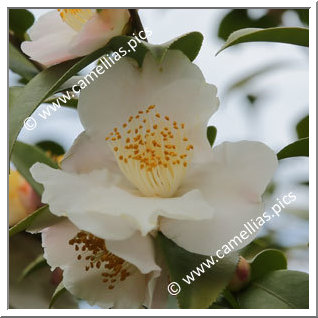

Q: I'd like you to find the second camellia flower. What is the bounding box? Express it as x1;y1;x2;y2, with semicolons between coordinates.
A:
21;9;130;66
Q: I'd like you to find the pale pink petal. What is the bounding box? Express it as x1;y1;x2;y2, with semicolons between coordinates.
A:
69;9;130;56
21;10;78;66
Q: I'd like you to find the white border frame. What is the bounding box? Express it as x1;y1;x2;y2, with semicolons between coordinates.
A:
3;0;316;316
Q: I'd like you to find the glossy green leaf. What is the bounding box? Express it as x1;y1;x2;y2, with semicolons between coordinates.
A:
296;114;309;139
9;42;39;80
9;205;61;237
207;126;217;147
108;32;203;66
156;232;239;309
217;9;284;41
9;86;23;104
238;270;309;309
11;141;59;195
217;27;309;55
294;9;309;26
222;289;240;308
44;96;78;108
249;249;287;281
19;254;46;281
277;137;309;160
9;9;35;39
168;31;203;61
49;282;66;309
36;140;65;156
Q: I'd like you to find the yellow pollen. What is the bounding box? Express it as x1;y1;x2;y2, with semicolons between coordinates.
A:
57;9;94;32
105;105;194;197
69;231;131;290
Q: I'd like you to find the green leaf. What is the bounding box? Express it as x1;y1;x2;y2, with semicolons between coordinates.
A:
222;289;240;308
9;32;203;158
9;9;35;39
44;96;78;108
168;32;203;62
108;32;203;67
9;86;24;104
217;9;284;41
9;42;39;80
9;205;61;237
207;126;217;147
238;270;309;308
156;232;239;309
11;141;59;195
36;140;65;156
19;254;46;281
249;249;287;281
217;27;309;55
49;282;66;309
293;9;309;26
296;114;309;139
277;137;309;160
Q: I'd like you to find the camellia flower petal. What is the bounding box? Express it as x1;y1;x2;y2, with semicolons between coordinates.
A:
42;219;160;308
159;141;278;255
21;9;130;66
31;50;277;259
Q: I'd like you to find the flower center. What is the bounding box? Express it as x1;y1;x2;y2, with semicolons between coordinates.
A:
69;231;130;290
57;9;94;32
105;105;194;197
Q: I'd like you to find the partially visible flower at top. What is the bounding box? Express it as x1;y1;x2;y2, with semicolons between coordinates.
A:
21;9;130;67
31;50;278;259
42;219;160;308
9;170;41;226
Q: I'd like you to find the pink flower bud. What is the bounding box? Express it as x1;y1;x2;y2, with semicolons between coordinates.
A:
228;256;251;292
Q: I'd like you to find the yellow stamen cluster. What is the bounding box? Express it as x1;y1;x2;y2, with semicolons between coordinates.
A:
57;9;94;32
105;105;194;197
69;231;130;290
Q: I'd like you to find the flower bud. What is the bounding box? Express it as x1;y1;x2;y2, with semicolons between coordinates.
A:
9;170;41;226
228;256;251;292
50;267;63;286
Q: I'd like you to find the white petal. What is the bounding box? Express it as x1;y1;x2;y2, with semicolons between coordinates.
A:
61;131;118;174
160;141;278;255
69;9;130;56
30;163;214;240
107;232;161;274
41;219;77;270
144;251;170;309
78;50;219;159
42;220;149;308
149;79;219;162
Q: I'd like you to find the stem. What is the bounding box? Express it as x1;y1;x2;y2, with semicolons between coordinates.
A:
128;9;148;42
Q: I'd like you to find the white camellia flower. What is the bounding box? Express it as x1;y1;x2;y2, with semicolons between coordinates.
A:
31;50;278;261
21;9;130;66
42;219;160;308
